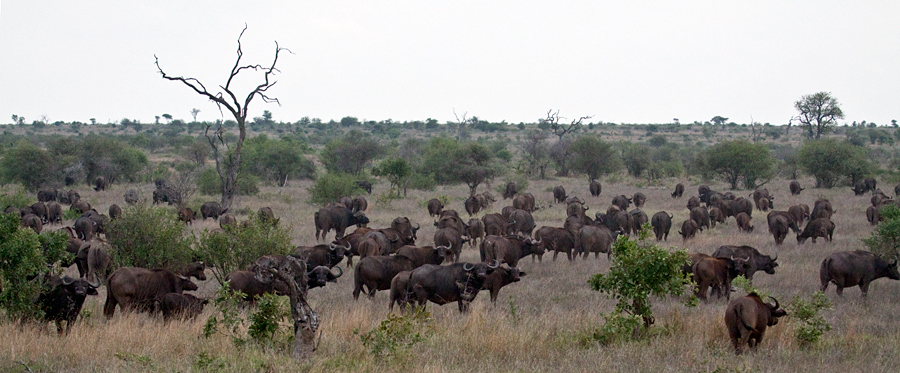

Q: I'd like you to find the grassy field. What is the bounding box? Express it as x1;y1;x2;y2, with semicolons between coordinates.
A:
2;175;900;372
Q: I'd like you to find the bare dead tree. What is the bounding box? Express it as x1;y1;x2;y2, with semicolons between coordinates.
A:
154;25;288;209
749;116;764;142
453;109;471;140
253;255;318;361
519;130;551;179
543;110;592;141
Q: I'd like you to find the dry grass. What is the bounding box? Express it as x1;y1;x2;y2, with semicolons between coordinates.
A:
3;176;900;372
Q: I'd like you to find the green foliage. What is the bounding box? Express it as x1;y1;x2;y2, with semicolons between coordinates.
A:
864;204;900;261
75;135;149;184
588;224;692;328
0;140;61;191
697;140;774;189
731;275;769;300
372;157;411;198
243;135;315;186
0;214;70;320
798;138;872;188
570;135;621;181
320;130;385;175
197;214;294;286
421;137;502;194
247;293;291;344
795;92;844;139
619;142;651;178
359;308;433;360
105;204;196;272
788;292;832;347
203;285;247;346
0;188;33;209
307;172;365;205
204;286;292;350
578;312;643;347
196;167;259;196
497;174;529;196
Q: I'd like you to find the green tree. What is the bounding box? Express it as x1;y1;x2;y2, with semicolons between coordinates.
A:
372;157;411;197
710;116;729;126
244;135;314;186
619;142;651;178
795;92;844;139
588;225;692;328
197;214;293;286
568;135;620;182
0;140;60;191
307;173;365;205
697;140;774;189
105;204;196;272
863;204;900;261
798;138;871;188
0;214;70;320
320;130;385;175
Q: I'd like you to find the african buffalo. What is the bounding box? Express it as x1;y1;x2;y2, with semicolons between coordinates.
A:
810;199;834;220
687;196;701;210
724;293;786;354
590;180;602;197
503;182;518;199
566;200;589;218
108;204;122;221
434;227;466;262
293;243;349;269
104;263;206;318
467;219;485;248
46;201;62;224
867;205;882;225
679;219;699;241
226;270;289;302
672;183;684;198
351;196;368;213
820;250;900;297
797;218;834;244
405;262;498;313
73;216;97;240
553;186;567;204
200;201;227;220
482;213;505;236
395;245;452;267
788;204;809;226
427;198;443;217
611;195;632;211
22;214;43;234
155;293;207;321
37;275;100;335
506;209;536;236
481;265;527;303
692;256;749;301
865;177;877;194
314;205;369;240
711;245;777;281
177;207;196;225
464;195;482;216
736;212;753;233
93;176;107;191
218;213;237;229
307;265;344;289
789;180;804;196
630;209;648;233
124;189;139;205
480;235;543;267
512;193;536;212
30;202;49;223
632;192;647;208
355;180;372;194
575;225;616;259
75;240;111;284
690;207;711;231
651;211;673;241
353;255;417;300
534;226;576;261
38;189;58;202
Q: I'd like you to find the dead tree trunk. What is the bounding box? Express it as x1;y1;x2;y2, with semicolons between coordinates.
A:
155;25;287;210
254;255;318;361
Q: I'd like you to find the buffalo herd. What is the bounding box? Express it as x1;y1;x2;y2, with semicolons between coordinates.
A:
8;177;900;357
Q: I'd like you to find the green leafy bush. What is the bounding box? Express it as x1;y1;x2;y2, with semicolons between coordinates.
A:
788;292;832;347
196;167;259;196
0;140;61;191
372;157;411;198
197;214;294;286
0;188;33;209
105;204;196;272
696;140;774;189
864;204;900;261
307;173;365;205
359;308;433;360
204;287;292;350
588;224;692;328
0;214;70;320
798;138;872;188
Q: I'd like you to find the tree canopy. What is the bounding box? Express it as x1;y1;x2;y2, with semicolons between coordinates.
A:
795;92;844;139
697;140;774;189
798;138;871;188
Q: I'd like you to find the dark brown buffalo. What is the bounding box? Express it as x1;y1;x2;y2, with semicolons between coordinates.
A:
506;209;536;236
767;215;790;245
852;180;867;195
895;183;900;197
353;255;416;300
46;201;62;224
74;240;111;284
683;252;712;275
123;189;139;205
37;275;100;335
435;214;466;235
797;218;834;244
481;265;527;303
503;182;518;199
474;193;488;210
810;199;834;220
871;191;891;207
108;204;122;221
865;177;877;194
314;205;369;240
293;243;349;268
22;213;43;234
501;206;516;221
630;209;648;233
226;270;289;302
789;180;804;195
564;214;585;236
332;232;370;266
351;196;368;213
553;186;567;204
711;245;778;281
73;216;97;240
93;176;107;191
103;263;206;318
693;256;750;301
307;265;344;289
395;245;452;267
480;235;543;267
466;219;485;248
820;250;900;297
155;293;207;321
590;180;602;197
338;196;353;208
256;206;279;226
788;204;808;226
427;198;444;217
751;188;773;212
757;198;770;212
651;211;673;241
434;227;466;262
200;201;227;220
611;195;632;211
71;201;91;214
218;213;237;229
30;202;49;223
687;196;701;210
724;293;787;354
512;193;536;212
405;262;498;313
575;225;616;259
482;213;505;236
355;180;372;194
389;270;415;312
565;200;588;218
481;192;497;207
632;192;647;208
464;195;482;216
63;189;81;205
355;237;382;259
728;198;754;218
735;212;753;233
672;183;684;198
534;226;576;261
177;207;196;225
690;207;711;231
600;209;632;235
867;205;882;225
38;189;59;202
708;207;725;228
678;219;699;241
391;216;420;243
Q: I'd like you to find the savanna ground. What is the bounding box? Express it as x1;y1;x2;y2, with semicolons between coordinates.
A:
3;175;900;372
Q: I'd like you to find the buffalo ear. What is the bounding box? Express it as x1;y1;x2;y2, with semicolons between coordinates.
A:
773;309;787;317
87;287;99;296
518;271;527;277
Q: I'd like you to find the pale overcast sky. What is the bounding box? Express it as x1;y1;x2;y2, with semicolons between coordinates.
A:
1;1;898;126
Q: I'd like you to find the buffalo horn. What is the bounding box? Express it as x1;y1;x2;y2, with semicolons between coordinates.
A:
768;296;780;310
447;242;452;251
331;266;343;278
88;277;101;288
488;259;500;269
61;276;75;285
463;262;474;271
329;243;337;251
413;223;420;231
771;252;778;261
